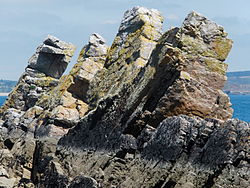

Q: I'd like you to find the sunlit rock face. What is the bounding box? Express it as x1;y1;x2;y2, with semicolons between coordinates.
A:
138;11;233;127
0;7;249;188
33;33;109;137
0;35;75;114
87;7;164;107
0;35;76;187
28;35;76;79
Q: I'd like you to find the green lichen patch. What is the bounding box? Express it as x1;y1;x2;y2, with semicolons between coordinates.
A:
179;35;207;55
212;38;233;61
203;58;228;75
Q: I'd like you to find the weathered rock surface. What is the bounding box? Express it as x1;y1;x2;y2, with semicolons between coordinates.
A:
0;35;75;114
87;6;164;107
32;33;108;137
47;117;249;188
28;35;75;79
0;35;75;187
0;7;249;188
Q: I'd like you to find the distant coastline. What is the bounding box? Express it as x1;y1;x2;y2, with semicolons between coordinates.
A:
0;93;9;96
224;91;250;95
224;71;250;95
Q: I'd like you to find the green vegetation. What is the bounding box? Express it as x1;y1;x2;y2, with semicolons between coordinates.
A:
0;79;17;93
29;85;36;90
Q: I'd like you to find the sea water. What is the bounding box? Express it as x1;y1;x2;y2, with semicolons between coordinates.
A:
0;96;7;107
0;95;249;122
229;94;250;122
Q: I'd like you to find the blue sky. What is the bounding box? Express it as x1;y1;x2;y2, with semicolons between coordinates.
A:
1;0;250;80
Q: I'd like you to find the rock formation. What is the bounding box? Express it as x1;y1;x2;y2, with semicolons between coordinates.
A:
31;33;108;137
0;35;76;188
0;35;75;113
0;7;249;188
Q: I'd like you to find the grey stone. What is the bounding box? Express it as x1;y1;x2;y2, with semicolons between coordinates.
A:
0;177;16;188
0;7;248;188
182;11;225;43
28;35;76;79
0;166;9;178
119;6;163;39
83;33;108;58
69;176;98;188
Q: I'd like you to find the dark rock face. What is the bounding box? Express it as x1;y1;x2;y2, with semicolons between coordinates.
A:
0;7;249;188
142;116;249;167
59;9;233;153
51;117;249;188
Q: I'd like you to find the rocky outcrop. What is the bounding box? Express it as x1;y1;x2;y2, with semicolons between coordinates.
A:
135;11;233;127
59;9;233;152
0;6;249;188
32;33;109;137
87;7;164;107
0;35;75;113
0;35;75;187
28;35;75;79
43;116;249;188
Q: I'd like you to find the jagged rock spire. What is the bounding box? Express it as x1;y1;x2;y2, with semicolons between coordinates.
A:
28;35;76;79
87;7;164;106
0;36;76;113
108;6;163;63
1;8;248;188
83;33;108;58
32;33;109;137
127;11;233;127
182;11;226;43
75;33;108;82
119;6;163;39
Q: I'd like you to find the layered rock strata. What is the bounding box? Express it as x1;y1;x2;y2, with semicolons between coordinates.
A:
0;6;249;188
87;7;164;107
0;35;75;113
0;35;76;187
60;9;233;151
32;33;109;137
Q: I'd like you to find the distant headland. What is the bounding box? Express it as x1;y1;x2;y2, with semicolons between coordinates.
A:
0;79;16;93
224;71;250;94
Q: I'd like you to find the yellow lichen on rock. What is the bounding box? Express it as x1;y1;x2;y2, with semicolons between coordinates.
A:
212;38;233;61
87;7;163;107
204;58;228;75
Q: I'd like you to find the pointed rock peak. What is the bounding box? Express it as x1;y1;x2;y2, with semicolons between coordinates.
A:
184;11;205;23
105;7;163;66
27;35;76;79
181;11;226;42
43;35;74;50
43;35;62;48
123;6;162;18
83;33;108;58
89;33;106;46
119;6;163;34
